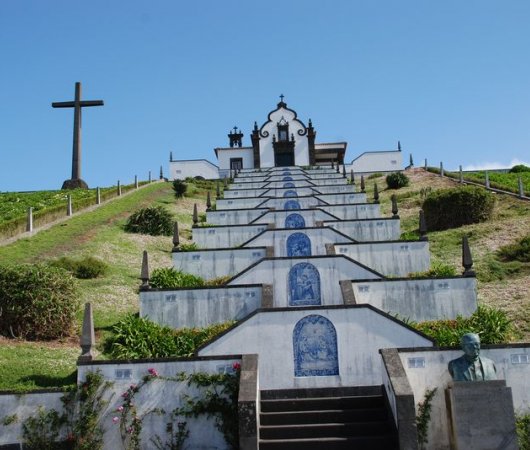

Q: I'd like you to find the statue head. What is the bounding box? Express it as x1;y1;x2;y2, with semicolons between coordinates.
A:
461;333;481;361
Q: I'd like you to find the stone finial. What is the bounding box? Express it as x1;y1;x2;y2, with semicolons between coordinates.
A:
140;250;150;289
78;302;96;363
391;194;399;218
350;170;355;184
96;187;101;205
170;151;173;161
419;209;428;241
485;171;490;188
134;175;138;189
462;235;475;277
373;183;380;203
148;170;152;182
331;160;334;169
216;181;221;199
409;153;413;167
336;163;340;173
440;162;444;177
160;166;164;180
424;158;428;170
224;177;228;187
398;140;402;151
519;177;524;198
193;203;198;226
206;191;212;210
67;194;73;216
26;207;33;232
459;165;463;183
117;180;121;196
342;164;346;178
172;222;179;250
360;175;366;193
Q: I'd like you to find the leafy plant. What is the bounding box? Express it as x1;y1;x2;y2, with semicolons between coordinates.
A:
2;413;18;425
509;164;530;173
0;264;79;340
22;407;66;450
50;256;108;279
386;172;410;189
177;242;198;252
416;388;437;449
205;275;232;286
105;315;234;359
172;180;187;198
124;206;174;236
367;172;383;179
422;186;495;231
516;413;530;450
414;305;513;346
409;261;457;278
150;268;205;289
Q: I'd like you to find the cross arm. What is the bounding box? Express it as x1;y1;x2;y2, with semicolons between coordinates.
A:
80;100;104;107
51;100;104;108
52;101;75;108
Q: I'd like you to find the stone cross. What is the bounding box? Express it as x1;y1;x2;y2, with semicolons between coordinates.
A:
52;82;104;189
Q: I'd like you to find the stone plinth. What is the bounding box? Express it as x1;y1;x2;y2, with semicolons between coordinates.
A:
446;380;518;450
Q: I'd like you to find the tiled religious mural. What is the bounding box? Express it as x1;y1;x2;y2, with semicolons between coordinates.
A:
288;262;320;305
285;213;306;229
283;190;298;198
286;232;311;256
284;200;301;210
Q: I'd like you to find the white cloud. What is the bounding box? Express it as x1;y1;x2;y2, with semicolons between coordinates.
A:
462;158;530;171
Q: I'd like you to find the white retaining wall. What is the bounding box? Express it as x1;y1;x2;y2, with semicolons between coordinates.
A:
206;208;269;226
324;218;401;241
318;204;381;220
250;209;339;227
192;224;268;248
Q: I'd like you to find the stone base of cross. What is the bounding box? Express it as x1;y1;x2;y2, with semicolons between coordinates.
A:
62;178;89;190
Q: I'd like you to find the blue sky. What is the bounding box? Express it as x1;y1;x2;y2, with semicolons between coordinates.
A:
1;0;529;191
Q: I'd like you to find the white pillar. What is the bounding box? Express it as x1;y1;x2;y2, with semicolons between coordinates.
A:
26;207;33;232
67;194;73;216
96;187;101;205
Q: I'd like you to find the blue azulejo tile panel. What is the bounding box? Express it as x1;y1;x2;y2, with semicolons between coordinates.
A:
283;176;293;181
287;232;311;256
283;190;298;198
285;213;306;229
282;171;291;176
288;262;320;305
283;182;295;188
293;314;339;377
284;200;301;210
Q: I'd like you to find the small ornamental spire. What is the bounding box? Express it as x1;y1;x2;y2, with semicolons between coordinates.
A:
78;303;96;363
462;235;475;277
391;194;399;218
373;183;380;203
419;210;428;241
172;222;180;250
206;191;212;210
216;181;221;199
360;175;366;193
160;166;164;179
342;165;346;178
350;170;355;184
409;153;414;167
331;160;334;169
398;141;402;151
336;163;340;173
193;203;198;226
170;151;173;161
253;121;259;132
224;177;228;187
140;250;150;290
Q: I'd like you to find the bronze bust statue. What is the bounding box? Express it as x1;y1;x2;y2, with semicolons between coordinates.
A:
448;333;497;381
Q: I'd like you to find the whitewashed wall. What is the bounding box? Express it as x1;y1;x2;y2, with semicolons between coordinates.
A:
250;209;338;227
140;285;262;328
169;160;219;180
313;185;356;194
319;204;381;220
397;346;530;450
227;256;382;307
216;197;268;210
206;208;269;225
351;277;477;321
324;218;401;241
243;228;353;257
347;150;402;173
172;247;267;278
261;180;315;188
316;193;367;204
192;224;268;248
198;307;433;389
216;147;254;170
259;196;328;209
334;241;429;276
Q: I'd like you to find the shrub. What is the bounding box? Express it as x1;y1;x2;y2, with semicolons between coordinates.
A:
178;242;199;252
414;306;513;346
106;314;233;359
386;172;410;189
509;164;530;173
124;206;173;236
422;186;495;231
205;275;232;286
150;267;205;289
172;179;187;198
0;264;79;340
409;261;457;278
50;256;108;279
368;172;383;180
497;235;530;262
516;414;530;450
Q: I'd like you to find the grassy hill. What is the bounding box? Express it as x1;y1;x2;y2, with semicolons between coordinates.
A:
0;171;528;391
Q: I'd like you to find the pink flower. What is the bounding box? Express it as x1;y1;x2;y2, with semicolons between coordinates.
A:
147;368;159;377
232;362;241;371
127;427;133;434
117;406;124;412
112;416;119;424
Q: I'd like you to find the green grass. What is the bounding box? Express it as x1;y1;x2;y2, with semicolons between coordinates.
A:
0;343;78;392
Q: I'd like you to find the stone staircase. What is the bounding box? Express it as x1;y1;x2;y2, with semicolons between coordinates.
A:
259;386;398;449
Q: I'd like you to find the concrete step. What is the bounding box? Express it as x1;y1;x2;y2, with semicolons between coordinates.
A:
259;436;398;450
260;407;388;426
260;385;382;400
260;394;384;413
260;420;393;439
